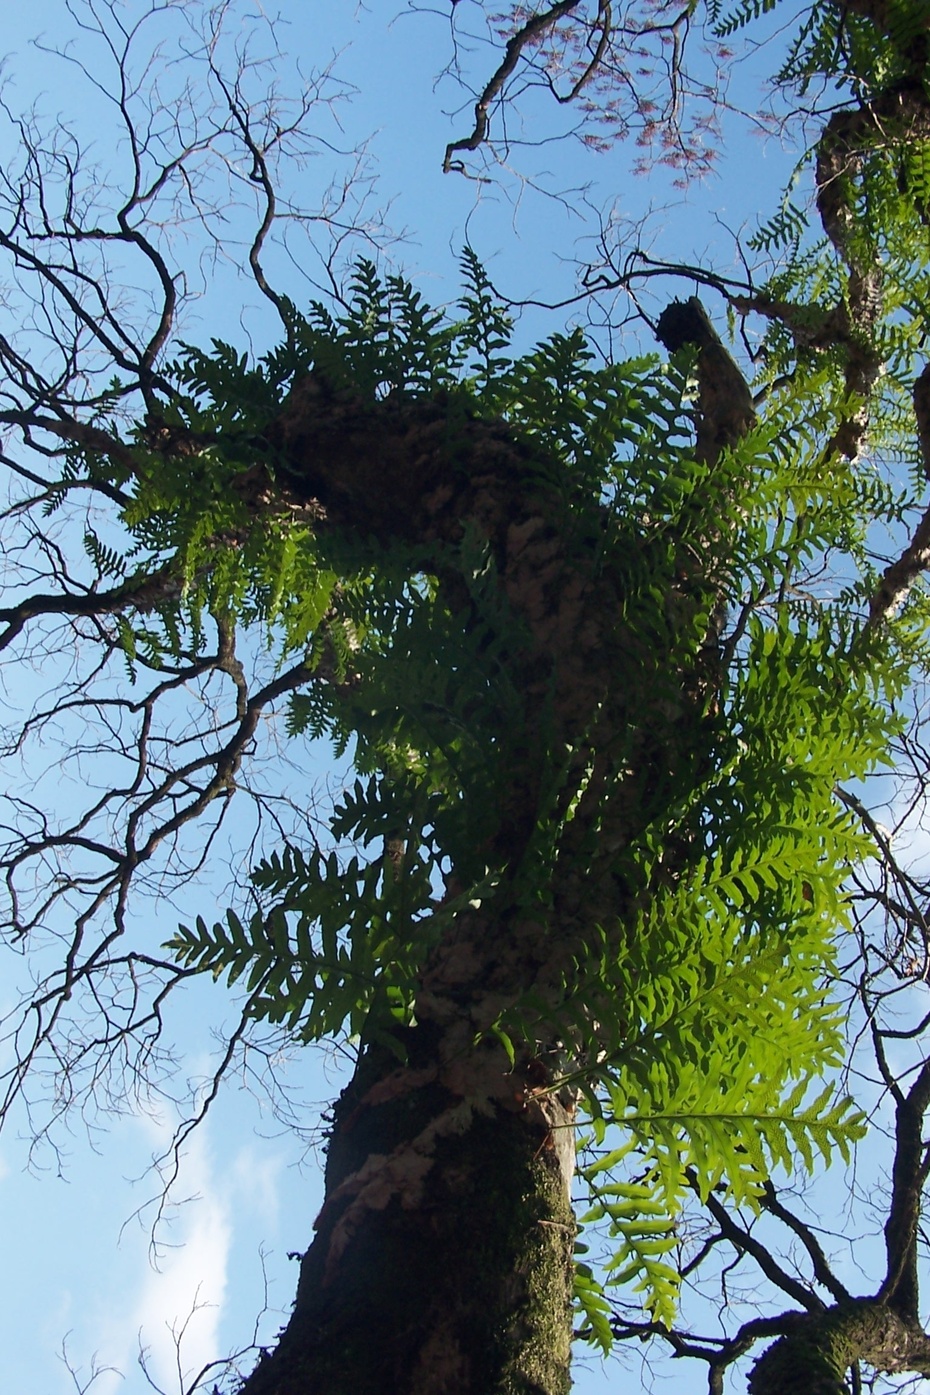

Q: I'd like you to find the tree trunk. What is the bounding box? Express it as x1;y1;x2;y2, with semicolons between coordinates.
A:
239;1025;576;1395
236;307;751;1395
233;366;631;1395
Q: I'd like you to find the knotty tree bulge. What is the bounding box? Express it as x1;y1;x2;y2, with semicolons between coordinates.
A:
5;3;930;1393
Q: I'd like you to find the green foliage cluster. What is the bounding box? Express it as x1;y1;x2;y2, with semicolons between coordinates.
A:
716;0;930;493
543;601;898;1329
569;0;930;1336
710;0;928;97
121;252;921;1334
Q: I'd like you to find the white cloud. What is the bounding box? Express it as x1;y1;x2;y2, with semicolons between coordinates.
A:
96;1125;232;1395
229;1145;283;1231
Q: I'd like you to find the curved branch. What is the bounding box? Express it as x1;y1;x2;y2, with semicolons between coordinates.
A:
443;1;583;173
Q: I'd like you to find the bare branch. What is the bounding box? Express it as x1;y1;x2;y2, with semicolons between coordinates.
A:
443;2;583;173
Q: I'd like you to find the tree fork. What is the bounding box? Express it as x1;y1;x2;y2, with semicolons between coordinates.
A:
748;1300;930;1395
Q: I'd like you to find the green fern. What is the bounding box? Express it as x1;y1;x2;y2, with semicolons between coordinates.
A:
137;257;922;1345
712;0;782;39
83;528;126;581
749;199;809;254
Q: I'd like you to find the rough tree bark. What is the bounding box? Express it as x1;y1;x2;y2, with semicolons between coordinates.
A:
747;1302;930;1395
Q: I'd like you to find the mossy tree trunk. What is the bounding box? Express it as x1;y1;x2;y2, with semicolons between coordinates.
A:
748;1301;930;1395
240;1024;576;1395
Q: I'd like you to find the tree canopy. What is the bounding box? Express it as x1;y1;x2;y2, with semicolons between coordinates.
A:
4;3;930;1393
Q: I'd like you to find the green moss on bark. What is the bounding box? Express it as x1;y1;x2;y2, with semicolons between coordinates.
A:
239;1056;575;1395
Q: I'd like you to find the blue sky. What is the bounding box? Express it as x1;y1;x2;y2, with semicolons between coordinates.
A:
0;3;914;1393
